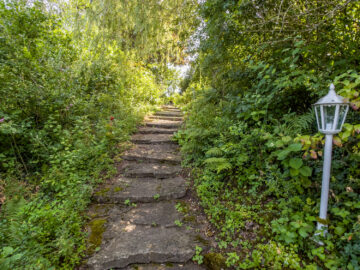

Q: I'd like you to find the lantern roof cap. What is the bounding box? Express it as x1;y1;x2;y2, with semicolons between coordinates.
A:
314;84;348;105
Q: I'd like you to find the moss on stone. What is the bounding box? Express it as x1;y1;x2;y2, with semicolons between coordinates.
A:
178;201;190;214
195;234;210;246
87;204;112;219
165;262;174;267
88;218;107;254
183;215;196;223
204;252;227;270
94;187;110;197
113;186;123;192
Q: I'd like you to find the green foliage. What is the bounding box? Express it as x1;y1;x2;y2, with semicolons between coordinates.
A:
177;0;360;268
192;246;204;265
0;0;196;269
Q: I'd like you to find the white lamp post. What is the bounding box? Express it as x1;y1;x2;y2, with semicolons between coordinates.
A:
313;83;349;234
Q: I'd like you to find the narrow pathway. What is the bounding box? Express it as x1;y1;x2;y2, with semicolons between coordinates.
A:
85;106;205;270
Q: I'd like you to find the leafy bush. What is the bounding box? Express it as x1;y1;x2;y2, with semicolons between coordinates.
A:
177;1;360;268
0;0;193;268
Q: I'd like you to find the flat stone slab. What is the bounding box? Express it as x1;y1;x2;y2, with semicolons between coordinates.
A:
83;107;209;270
137;127;178;134
122;144;181;164
120;201;183;227
87;226;196;269
120;161;182;178
145;120;181;129
162;106;181;111
92;177;187;203
148;116;183;121
155;111;183;117
131;134;174;144
87;204;125;219
124;262;205;270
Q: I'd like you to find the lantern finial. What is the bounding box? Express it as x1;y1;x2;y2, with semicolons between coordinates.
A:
329;83;335;93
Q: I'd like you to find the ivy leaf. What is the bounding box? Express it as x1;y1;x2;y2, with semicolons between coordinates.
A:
334;226;346;236
284;231;297;244
333;136;343;147
289;158;303;169
287;143;302;152
299;227;309;238
299;166;312;177
275;140;284;147
276;150;290;160
290;168;299;177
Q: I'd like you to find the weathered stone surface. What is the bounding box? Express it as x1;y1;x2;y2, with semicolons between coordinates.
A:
161;107;181;113
123;262;205;270
155;111;183;117
137;127;178;134
121;201;183;227
120;161;182;178
87;204;122;219
145;120;181;129
84;107;208;270
122;144;181;164
148;116;183;121
87;226;196;270
92;177;187;203
131;133;174;144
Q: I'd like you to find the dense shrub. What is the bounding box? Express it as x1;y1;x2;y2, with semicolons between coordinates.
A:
176;0;360;268
0;0;194;268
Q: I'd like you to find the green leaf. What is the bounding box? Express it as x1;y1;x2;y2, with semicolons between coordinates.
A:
2;246;14;257
290;221;300;228
276;150;290;160
290;168;299;177
287;143;302;152
289;158;303;169
275;140;284;147
299;227;309;238
299;166;312;177
334;226;346;236
284;231;297;244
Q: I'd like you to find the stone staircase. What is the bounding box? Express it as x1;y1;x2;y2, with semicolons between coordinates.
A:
84;106;205;270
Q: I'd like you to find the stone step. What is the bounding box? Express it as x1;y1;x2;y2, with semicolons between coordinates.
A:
161;105;180;110
87;225;196;270
155;111;183;117
161;108;181;113
131;134;174;144
123;263;204;270
85;201;205;270
111;201;183;227
137;127;178;134
145;120;181;129
92;177;187;204
120;161;182;178
148;116;183;121
122;144;181;164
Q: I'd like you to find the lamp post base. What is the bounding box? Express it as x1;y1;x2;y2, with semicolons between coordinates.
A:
316;223;328;237
316;134;333;237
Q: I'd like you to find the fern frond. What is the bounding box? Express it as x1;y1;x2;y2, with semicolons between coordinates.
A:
204;157;232;173
285;110;316;135
205;147;223;157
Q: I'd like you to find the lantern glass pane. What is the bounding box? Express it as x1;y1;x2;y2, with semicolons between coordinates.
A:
315;105;322;130
323;105;336;131
336;105;348;130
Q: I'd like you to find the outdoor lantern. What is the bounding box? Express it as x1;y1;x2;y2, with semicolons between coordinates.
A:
314;84;349;134
313;83;349;235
